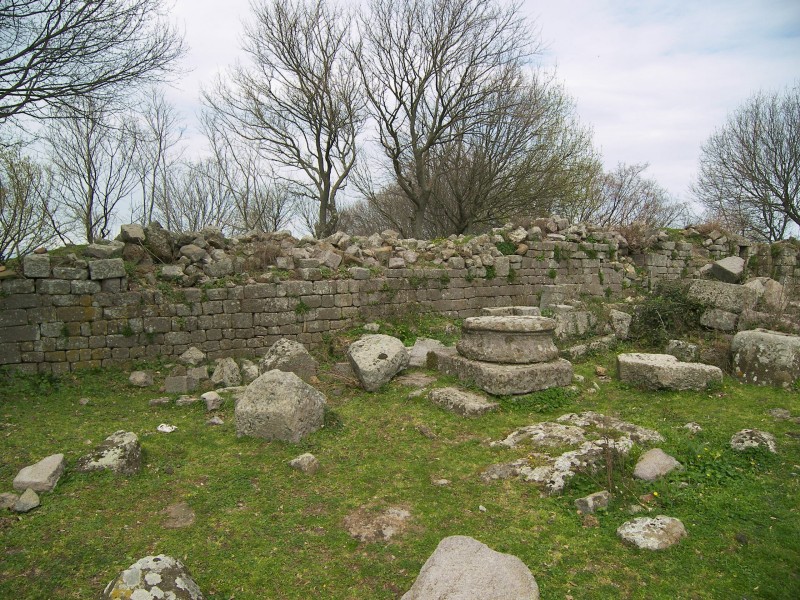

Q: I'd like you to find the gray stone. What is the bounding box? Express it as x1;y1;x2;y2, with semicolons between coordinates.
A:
617;516;687;550
289;453;320;474
687;279;757;314
129;371;154;387
481;306;541;316
75;431;142;475
730;429;777;453
22;254;51;278
179;347;206;366
13;488;40;513
240;359;259;383
149;396;171;406
144;223;175;263
348;266;371;280
347;334;409;392
731;329;800;388
480;459;531;483
700;308;738;331
179;244;208;262
744;277;788;311
101;555;203;600
665;340;698;362
633;448;682;481
0;492;18;509
408;337;447;368
436;352;573;396
428;387;499;417
710;255;745;283
160;264;184;279
259;338;318;382
211;357;241;387
175;395;199;407
556;411;664;444
491;422;586;448
13;454;65;492
235;370;326;443
164;375;198;394
88;258;126;280
457;316;559;364
206;416;224;426
85;241;125;259
575;490;611;514
188;366;209;381
609;309;632;340
683;422;703;434
201;391;223;411
554;310;597;340
118;223;146;243
617;353;723;391
204;257;233;278
401;536;539;600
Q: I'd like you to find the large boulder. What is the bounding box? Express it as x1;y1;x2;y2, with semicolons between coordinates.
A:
731;329;800;388
687;280;757;314
235;370;326;442
743;277;788;311
259;338;318;382
617;353;722;391
143;222;174;263
75;431;142;475
401;536;539;600
101;555;203;600
13;453;65;493
347;334;409;391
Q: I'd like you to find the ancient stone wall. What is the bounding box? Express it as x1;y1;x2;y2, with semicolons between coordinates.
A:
1;222;798;374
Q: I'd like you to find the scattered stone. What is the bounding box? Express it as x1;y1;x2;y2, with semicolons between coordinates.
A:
78;397;90;406
665;340;698;362
206;416;224;426
235;370;326;443
478;505;487;512
575;490;610;514
554;310;597;340
456;316;559;364
428;387;499;417
178;347;206;366
75;431;142;475
101;555;203;600
491;422;586;448
289;453;320;474
731;329;800;388
556;411;664;444
432;479;450;487
573;374;585;383
13;488;40;513
633;448;682;481
743;277;787;311
768;408;792;420
164;375;198;394
617;353;723;391
595;365;608;377
408;337;447;368
1;492;18;509
730;429;777;453
363;322;380;332
400;536;539;600
417;425;437;439
710;256;745;284
157;424;177;433
344;506;412;543
211;357;242;387
13;454;65;492
149;396;171;407
201;391;223;411
259;338;318;382
347;334;409;392
129;371;154;387
480;459;532;483
163;502;196;529
187;366;209;381
617;516;687;550
683;422;702;434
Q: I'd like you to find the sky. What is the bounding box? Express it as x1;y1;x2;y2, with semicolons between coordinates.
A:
166;0;800;209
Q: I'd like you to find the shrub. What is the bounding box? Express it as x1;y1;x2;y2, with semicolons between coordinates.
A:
495;241;516;256
629;280;706;348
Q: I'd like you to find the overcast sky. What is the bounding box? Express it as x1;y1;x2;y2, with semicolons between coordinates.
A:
167;0;800;208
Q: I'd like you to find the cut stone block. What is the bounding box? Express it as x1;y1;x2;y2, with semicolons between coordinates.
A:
164;375;198;394
710;255;745;283
700;308;738;332
731;329;800;388
427;387;499;417
456;316;558;364
13;453;65;492
687;279;757;314
347;334;409;392
437;352;573;395
617;353;722;391
408;337;447;368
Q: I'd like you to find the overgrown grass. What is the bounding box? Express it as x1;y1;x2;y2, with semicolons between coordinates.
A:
1;348;799;599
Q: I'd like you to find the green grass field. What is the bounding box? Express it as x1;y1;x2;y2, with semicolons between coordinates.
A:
1;340;799;599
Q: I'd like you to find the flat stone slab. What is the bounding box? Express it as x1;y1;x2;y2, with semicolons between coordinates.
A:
437;352;573;395
617;516;687;550
461;315;556;334
427;387;499;417
730;429;777;453
491;422;586;448
731;329;800;388
617;353;723;391
633;448;682;481
13;453;65;492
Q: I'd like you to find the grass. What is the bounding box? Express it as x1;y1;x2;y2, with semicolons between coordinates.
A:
1;347;799;599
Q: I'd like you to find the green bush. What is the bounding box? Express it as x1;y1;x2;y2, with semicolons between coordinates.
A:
629;281;705;347
495;241;517;256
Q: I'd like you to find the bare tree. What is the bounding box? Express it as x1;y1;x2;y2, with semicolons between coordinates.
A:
0;146;58;259
694;84;800;242
355;0;534;238
206;0;364;238
0;0;185;121
47;99;139;243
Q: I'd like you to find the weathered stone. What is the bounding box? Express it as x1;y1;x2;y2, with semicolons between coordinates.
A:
617;353;722;391
0;492;18;509
240;359;259;383
129;370;154;387
700;308;738;331
348;266;370;280
13;454;65;492
163;502;195;529
175;395;199;407
436;352;573;395
344;506;412;543
160;264;184;279
203;257;233;278
144;223;175;263
85;241;125;259
179;346;206;366
149;396;171;406
730;429;777;453
75;431;142;475
88;258;126;280
13;488;40;513
457;316;559;364
235;370;326;442
633;448;681;481
687;279;757;314
428;387;499;417
118;223;146;243
491;422;586;448
211;357;241;387
206;416;224;426
408;337;446;368
556;411;664;444
22;254;51;278
289;453;320;474
731;329;800;388
201;391;223;411
609;309;632;340
575;490;610;514
164;375;198;394
665;340;698;362
480;459;531;483
710;255;745;283
188;366;209;381
179;244;208;262
481;306;541;316
259;338;318;382
101;555;203;600
554;310;597;340
401;536;539;600
617;516;687;550
347;334;409;392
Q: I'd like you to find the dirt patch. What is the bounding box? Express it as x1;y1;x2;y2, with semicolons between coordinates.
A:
162;501;195;529
343;505;413;543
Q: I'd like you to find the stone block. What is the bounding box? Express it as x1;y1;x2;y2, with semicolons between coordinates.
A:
428;387;499;416
617;353;722;391
687;279;757;314
731;329;800;388
22;254;51;278
700;308;738;332
89;258;126;280
457;316;558;364
436;352;573;395
710;256;745;284
164;375;198;394
13;454;65;492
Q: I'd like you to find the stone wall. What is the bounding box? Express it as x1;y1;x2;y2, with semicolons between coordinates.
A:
1;222;798;374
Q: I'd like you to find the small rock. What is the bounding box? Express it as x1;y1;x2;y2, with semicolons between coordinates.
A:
478;505;487;513
617;515;687;550
149;396;171;406
101;555;203;600
179;347;206;366
157;424;177;433
582;514;600;528
206;416;224;426
164;375;198;394
13;454;65;492
175;395;199;407
768;408;791;420
573;374;585;383
201;391;223;411
683;422;702;434
730;429;777;453
734;532;749;546
363;322;380;333
211;357;242;387
575;490;610;515
13;488;40;513
78;397;90;406
633;448;682;482
594;366;608;377
417;425;437;439
129;371;153;387
432;479;450;487
289;453;320;474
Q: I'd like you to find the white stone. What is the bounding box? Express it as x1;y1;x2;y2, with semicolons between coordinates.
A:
617;516;687;550
13;454;65;492
347;334;409;392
